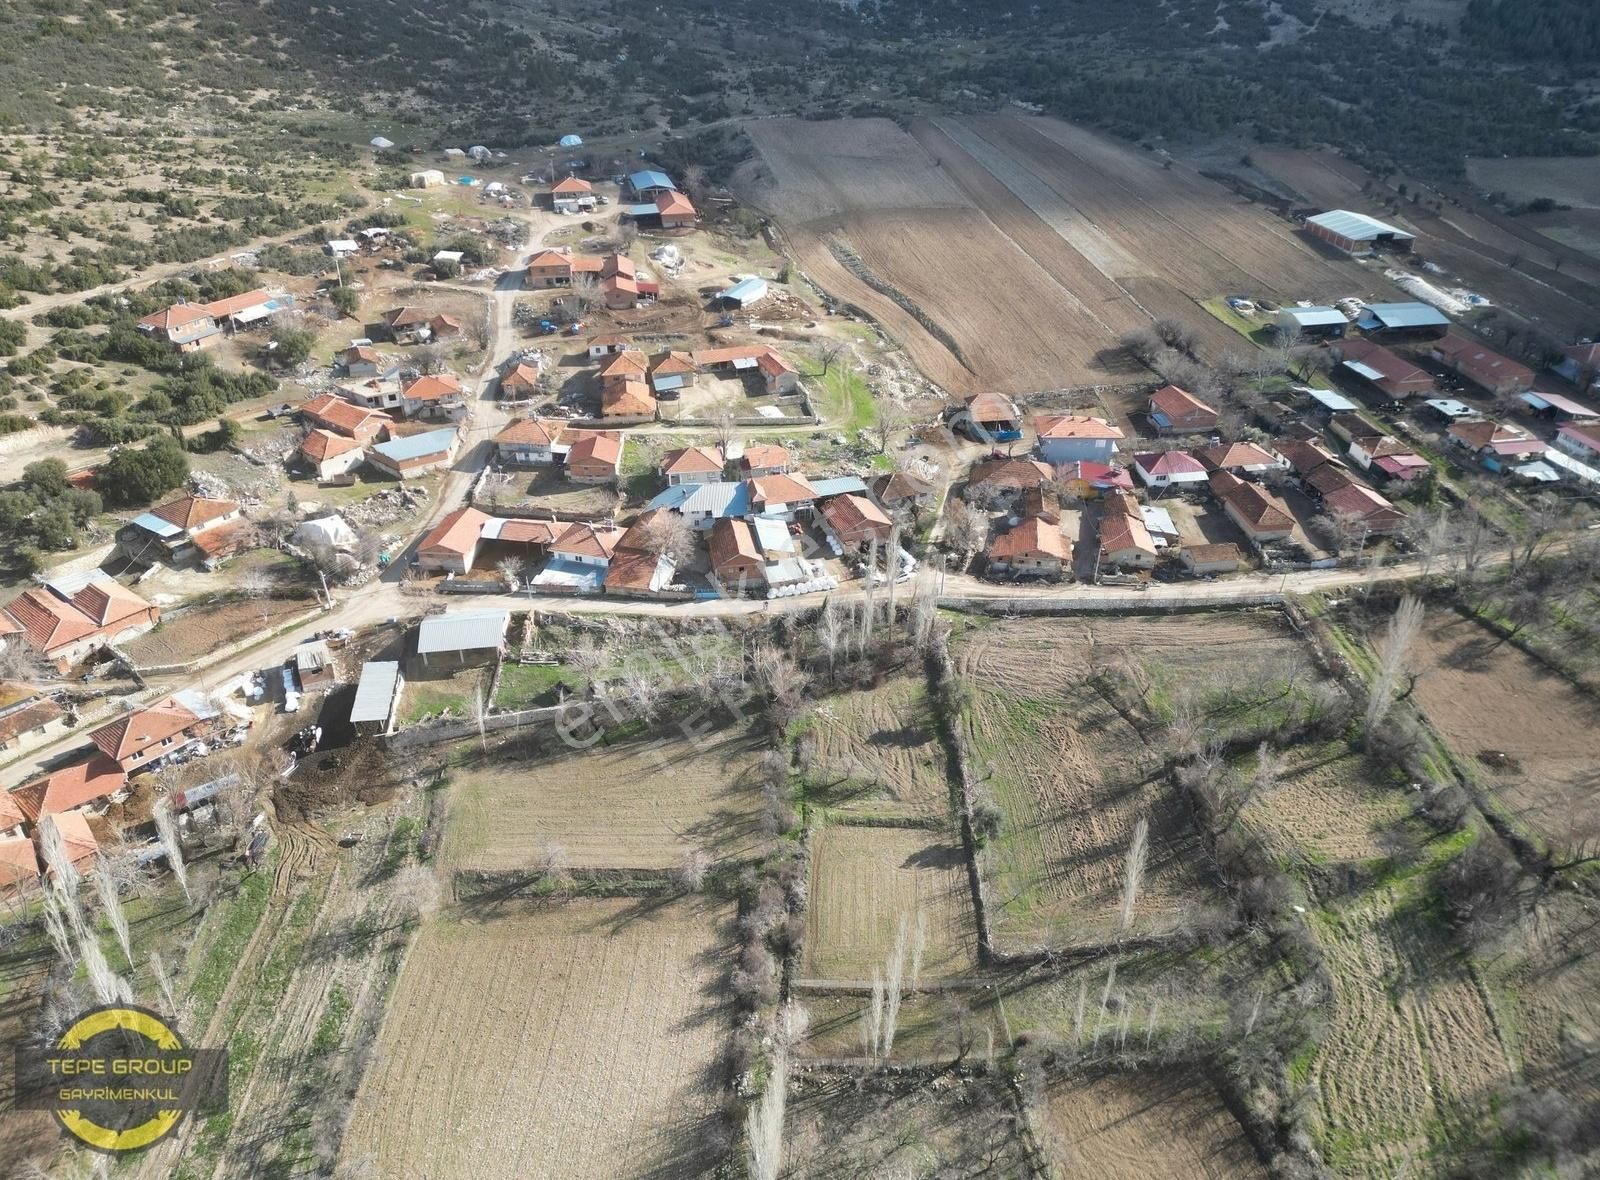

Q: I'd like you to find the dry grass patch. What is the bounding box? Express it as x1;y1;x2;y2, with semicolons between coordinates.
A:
1039;1070;1265;1179
801;674;952;824
125;593;317;667
950;613;1309;949
1241;746;1410;865
341;898;732;1180
802;826;977;981
442;724;767;871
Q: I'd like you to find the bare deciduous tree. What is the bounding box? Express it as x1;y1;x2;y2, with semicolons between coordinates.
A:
672;848;711;893
153;800;190;903
870;397;911;455
92;858;133;969
943;498;989;556
817;596;846;671
1119;817;1149;934
1365;594;1425;741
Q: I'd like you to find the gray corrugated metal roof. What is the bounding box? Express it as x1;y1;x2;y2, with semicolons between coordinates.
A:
808;476;869;498
1307;209;1414;241
350;661;401;723
1425;398;1474;417
1342;361;1386;383
1363;302;1449;328
652;373;687;391
131;513;183;539
417;610;509;654
1306;387;1359;411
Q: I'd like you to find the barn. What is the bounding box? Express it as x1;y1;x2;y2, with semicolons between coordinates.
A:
1305;209;1415;256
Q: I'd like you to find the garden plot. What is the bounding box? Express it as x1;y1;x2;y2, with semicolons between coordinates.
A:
441;724;767;871
1408;609;1600;848
341;899;733;1180
125;593;318;667
803;826;977;982
950;613;1310;949
781;1074;1031;1178
1040;1070;1266;1179
800;674;952;823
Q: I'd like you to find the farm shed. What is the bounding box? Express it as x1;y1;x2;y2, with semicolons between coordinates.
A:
1554;421;1600;462
368;428;459;479
1430;335;1534;397
1356;302;1450;338
1277;305;1348;339
416;611;510;666
626;169;678;200
350;661;404;735
409;170;446;189
1181;543;1244;575
293;641;337;691
1520;389;1599;421
1305;209;1414;255
1334;339;1435;400
716;277;768;309
1303;387;1359;414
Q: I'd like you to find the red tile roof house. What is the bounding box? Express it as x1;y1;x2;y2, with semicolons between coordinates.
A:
0;685;67;757
1554;421;1600;463
1210;471;1295;544
300;393;392;443
987;515;1071;577
90;693;220;773
601;379;658;420
549;522;626;571
0;834;39;897
137;301;221;352
1447;418;1547;472
690;346;799;396
603;510;679;596
1098;492;1158;570
493;417;570;466
1322;484;1407;536
967;456;1055;496
710;518;766;591
551;175;596;214
121;493;244;564
524;247;605;289
1333;338;1436;400
401;373;470;421
1555;341;1600;390
655;189;698;230
1034;415;1124;466
587;334;631;360
565;430;624;484
748;473;818;519
820;493;894;550
1056;460;1133;500
298;428;366;481
340;344;389;379
380;305;436;344
500;362;543;400
0;776;29;838
417;506;492;575
1181;542;1245;576
740;444;791;478
11;755;127;828
36;809;99;877
1197;442;1287;476
1133;450;1209;489
3;579;159;669
1147;384;1219;434
1430;335;1535;397
659;446;726;486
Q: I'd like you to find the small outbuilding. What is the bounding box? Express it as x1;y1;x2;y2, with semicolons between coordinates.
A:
350;661;404;735
416;611;510;666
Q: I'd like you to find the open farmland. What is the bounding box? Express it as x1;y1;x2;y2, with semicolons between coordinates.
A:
442;725;767;872
341;899;732;1180
950;612;1308;950
801;674;952;823
1407;609;1600;849
803;825;976;981
1039;1070;1265;1179
1308;886;1511;1175
1241;745;1410;865
1466;156;1600;210
782;1074;1031;1177
740;115;1387;396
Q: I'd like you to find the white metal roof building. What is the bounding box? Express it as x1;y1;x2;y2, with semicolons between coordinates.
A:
350;661;402;729
1305;210;1415;255
416;610;510;658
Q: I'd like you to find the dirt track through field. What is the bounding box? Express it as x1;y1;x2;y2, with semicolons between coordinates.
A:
342;899;732;1180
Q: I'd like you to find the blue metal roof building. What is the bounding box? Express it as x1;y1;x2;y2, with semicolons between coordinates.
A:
372;428;457;463
1358;302;1450;331
717;277;769;308
626;169;677;197
808;476;868;499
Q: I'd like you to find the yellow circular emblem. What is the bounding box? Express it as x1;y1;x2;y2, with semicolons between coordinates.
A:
53;1006;188;1152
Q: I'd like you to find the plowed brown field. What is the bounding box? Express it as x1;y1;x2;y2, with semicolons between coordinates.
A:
803;825;976;981
1040;1071;1266;1179
442;724;767;871
804;674;951;822
740;114;1387;397
1408;610;1600;848
341;899;733;1180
